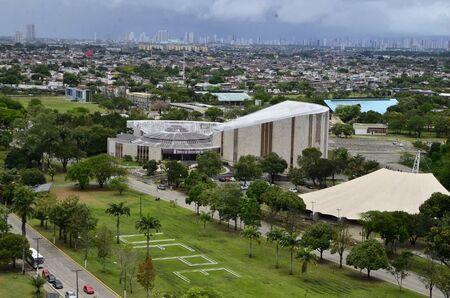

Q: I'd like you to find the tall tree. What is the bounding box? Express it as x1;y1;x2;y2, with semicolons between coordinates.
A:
266;227;284;269
89;154;123;188
186;183;208;214
12;185;35;274
199;211;212;229
196;151;222;177
105;202;131;244
280;232;301;275
301;223;333;260
135;215;161;257
95;225;114;272
239;196;261;227
164;161;188;187
109;176;128;195
240;225;261;258
246;179;269;203
330;221;352;268
260;153;288;183
234;155;262;181
137;256;155;298
30;276;46;298
388;251;413;291
346;239;389;278
296;247;317;280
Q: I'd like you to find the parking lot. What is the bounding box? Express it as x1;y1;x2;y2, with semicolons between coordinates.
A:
329;136;415;171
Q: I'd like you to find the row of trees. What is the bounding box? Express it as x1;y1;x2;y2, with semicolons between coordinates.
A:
358;192;450;296
3;98;127;171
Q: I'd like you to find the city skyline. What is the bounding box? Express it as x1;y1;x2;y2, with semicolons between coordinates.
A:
0;0;449;41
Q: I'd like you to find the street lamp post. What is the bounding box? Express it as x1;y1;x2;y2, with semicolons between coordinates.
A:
311;201;316;220
336;208;341;220
33;237;42;276
72;269;82;298
139;194;142;218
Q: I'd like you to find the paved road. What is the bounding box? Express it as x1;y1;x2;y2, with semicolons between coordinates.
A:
8;214;119;298
129;177;444;298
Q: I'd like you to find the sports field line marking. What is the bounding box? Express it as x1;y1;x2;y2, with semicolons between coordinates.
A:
120;233;164;238
123;239;175;244
173;267;241;283
153;254;218;266
133;242;195;252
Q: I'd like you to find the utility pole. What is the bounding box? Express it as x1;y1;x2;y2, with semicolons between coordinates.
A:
311;201;316;220
72;269;82;298
336;208;341;220
33;237;42;276
139;195;142;218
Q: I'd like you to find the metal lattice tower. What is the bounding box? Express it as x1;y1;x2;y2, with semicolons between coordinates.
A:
412;150;421;173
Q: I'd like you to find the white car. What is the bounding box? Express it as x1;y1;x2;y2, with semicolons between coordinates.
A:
289;187;298;193
65;291;76;298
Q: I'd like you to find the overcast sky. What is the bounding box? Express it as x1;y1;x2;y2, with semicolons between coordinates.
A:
1;0;449;40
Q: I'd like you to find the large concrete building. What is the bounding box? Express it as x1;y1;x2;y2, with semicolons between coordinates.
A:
213;101;329;167
107;101;329;166
108;121;219;161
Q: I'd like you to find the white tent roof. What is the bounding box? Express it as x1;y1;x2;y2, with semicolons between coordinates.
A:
214;100;329;131
301;169;449;220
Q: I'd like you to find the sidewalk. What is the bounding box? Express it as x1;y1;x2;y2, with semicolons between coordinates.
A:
128;176;443;298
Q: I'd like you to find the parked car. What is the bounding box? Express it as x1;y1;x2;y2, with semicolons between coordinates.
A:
83;284;95;294
288;187;298;193
65;291;77;298
53;279;63;289
41;268;50;279
219;176;235;182
48;274;56;284
157;184;166;190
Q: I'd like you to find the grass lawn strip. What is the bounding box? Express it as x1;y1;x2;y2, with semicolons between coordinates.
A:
28;181;424;297
174;268;242;283
153;255;218;267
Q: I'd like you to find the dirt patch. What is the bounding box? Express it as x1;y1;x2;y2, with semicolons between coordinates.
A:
52;186;114;204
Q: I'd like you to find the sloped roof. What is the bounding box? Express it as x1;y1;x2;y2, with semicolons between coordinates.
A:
301;168;449;220
214;100;329;131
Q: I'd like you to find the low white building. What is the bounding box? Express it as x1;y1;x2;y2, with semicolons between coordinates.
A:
353;123;387;135
65;86;92;102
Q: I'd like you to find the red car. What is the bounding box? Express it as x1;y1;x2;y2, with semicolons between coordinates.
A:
83;284;95;294
41;268;50;279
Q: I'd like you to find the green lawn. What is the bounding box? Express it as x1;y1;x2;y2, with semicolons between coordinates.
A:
29;183;424;298
0;270;36;298
11;95;105;113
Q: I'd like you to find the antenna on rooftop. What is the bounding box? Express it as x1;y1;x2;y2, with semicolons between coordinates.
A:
412;150;421;173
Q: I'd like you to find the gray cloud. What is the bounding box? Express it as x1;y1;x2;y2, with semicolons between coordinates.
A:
0;0;449;38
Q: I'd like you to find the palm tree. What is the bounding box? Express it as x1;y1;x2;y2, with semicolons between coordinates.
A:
199;211;211;229
280;231;301;275
105;202;131;244
266;227;284;269
240;225;261;258
30;276;46;298
135;214;161;257
296;247;317;280
12;186;36;274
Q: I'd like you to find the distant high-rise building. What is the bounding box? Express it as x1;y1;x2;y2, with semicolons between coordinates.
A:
188;32;194;43
15;31;23;43
156;30;169;43
26;24;36;40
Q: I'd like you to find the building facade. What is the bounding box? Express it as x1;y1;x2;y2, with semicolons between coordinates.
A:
108;121;220;161
353;123;387;135
213;101;329;167
65;86;92;102
107;101;329;166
